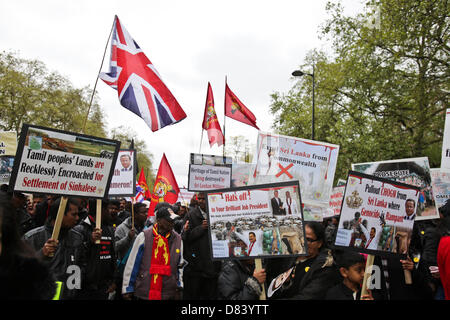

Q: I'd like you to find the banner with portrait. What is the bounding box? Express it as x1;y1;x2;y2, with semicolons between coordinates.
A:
430;168;450;211
107;149;136;197
334;171;420;258
9;124;120;199
248;131;339;222
206;180;307;260
352;157;439;221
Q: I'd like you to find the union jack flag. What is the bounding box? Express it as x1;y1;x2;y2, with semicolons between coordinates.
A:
100;16;187;132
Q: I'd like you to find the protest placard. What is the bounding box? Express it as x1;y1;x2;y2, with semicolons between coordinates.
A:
188;153;232;191
177;188;195;204
441;109;450;169
334;171;420;258
231;163;253;187
430;168;450;210
249;131;339;222
206;180;307;260
8;124;120;199
0;131;18;184
324;185;345;219
352;157;439;221
107;149;136;197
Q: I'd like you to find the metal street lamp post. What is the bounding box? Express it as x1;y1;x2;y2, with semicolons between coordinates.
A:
292;64;315;140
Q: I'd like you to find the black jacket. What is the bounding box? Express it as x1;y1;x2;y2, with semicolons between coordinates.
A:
217;260;262;300
22;223;86;299
371;255;434;300
182;207;221;278
270;248;340;300
325;282;361;300
73;216;117;294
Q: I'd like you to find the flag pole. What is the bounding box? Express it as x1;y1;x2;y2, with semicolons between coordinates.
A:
82;17;116;134
199;129;204;154
223;76;227;157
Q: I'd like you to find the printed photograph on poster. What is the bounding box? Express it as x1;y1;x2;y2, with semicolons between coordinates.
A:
0;156;14;184
108;149;136;197
430;168;450;210
352;157;439;221
8;124;120;199
249;131;339;205
206;181;307;260
267;266;295;298
188;153;232;192
334;171;420;258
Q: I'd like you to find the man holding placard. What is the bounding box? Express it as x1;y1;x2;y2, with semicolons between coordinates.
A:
23;197;85;300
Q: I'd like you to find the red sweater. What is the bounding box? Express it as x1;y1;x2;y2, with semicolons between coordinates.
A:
438;236;450;300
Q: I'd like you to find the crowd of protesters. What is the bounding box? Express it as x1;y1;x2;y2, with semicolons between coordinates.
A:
0;183;449;301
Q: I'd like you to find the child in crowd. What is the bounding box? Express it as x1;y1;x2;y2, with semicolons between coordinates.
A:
326;251;373;300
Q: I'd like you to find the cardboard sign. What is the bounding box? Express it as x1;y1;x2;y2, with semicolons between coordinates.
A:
9;124;120;198
0;131;17;156
441;109;450;169
334;171;420;258
325;185;345;219
108;149;136;197
249;131;339;204
0;131;18;185
249;131;339;222
206;180;307;260
430;168;450;210
188;153;232;191
352;157;439;221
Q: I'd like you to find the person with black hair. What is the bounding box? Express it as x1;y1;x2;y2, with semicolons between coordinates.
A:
217;259;266;300
182;192;222;299
73;199;117;300
0;192;56;299
326;250;373;300
106;199;121;227
269;221;340;300
122;205;184;300
22;197;86;299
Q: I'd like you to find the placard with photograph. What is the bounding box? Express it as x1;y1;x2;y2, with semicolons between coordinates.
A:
107;149;136;197
206;180;307;260
9;124;120;199
352;157;439;221
334;171;420;258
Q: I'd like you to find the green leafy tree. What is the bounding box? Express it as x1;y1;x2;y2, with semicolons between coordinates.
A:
270;0;449;184
0;51;106;137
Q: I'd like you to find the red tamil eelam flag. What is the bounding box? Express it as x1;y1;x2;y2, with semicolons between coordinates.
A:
202;82;224;147
148;153;180;216
99;15;187;132
224;83;259;129
135;167;151;202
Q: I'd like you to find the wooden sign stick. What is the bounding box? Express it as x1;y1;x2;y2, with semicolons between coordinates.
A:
404;269;412;284
49;196;68;257
96;199;102;244
255;258;266;300
360;254;375;300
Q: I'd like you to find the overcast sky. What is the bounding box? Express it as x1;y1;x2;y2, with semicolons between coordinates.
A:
1;0;365;187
